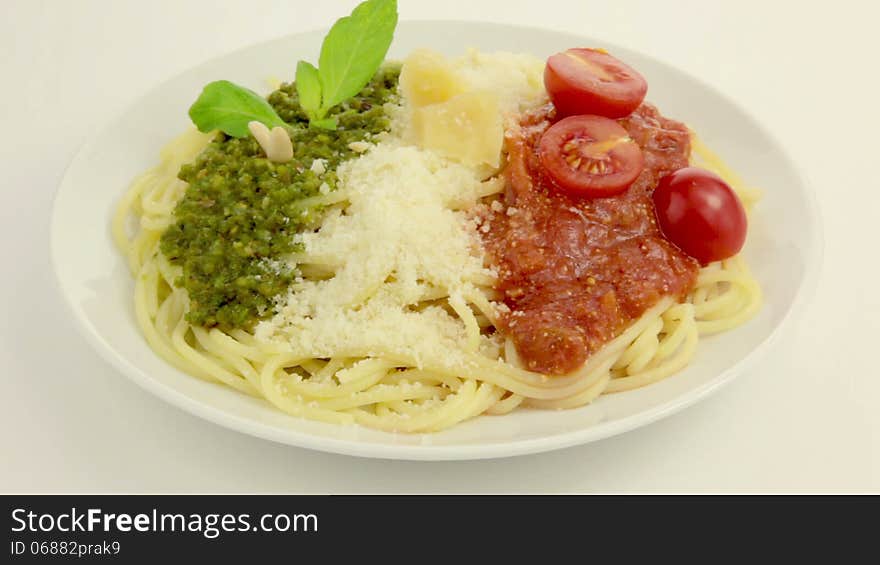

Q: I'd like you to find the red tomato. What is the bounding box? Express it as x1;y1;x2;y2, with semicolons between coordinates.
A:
652;167;747;264
544;48;648;119
538;115;644;198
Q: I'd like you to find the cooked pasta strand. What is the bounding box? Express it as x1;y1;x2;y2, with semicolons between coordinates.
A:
114;120;761;433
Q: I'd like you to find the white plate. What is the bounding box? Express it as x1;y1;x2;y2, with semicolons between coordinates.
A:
51;21;822;460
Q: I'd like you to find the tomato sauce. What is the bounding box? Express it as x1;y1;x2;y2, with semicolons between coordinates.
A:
482;103;699;375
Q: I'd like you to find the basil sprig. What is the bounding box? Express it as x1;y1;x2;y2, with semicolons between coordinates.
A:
298;0;398;129
187;0;398;136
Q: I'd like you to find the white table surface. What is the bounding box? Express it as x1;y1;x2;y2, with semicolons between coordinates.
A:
2;0;877;493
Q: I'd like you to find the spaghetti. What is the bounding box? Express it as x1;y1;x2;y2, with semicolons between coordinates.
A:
112;52;761;434
112;131;760;433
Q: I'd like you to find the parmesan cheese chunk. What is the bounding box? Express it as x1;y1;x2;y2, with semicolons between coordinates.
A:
400;48;465;107
412;91;504;168
395;50;547;171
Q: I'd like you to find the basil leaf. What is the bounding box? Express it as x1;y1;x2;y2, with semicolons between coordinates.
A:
295;60;322;116
310;117;338;130
189;80;286;138
318;0;397;114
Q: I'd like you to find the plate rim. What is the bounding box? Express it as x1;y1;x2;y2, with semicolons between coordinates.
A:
50;19;824;461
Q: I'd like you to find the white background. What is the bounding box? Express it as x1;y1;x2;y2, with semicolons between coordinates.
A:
1;0;877;493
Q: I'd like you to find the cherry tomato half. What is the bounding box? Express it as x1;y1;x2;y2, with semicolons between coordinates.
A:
544;48;648;119
652;167;747;264
538;115;644;198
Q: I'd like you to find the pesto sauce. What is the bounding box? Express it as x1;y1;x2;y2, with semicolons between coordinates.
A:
160;65;400;330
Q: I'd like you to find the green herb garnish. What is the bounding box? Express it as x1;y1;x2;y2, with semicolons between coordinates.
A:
187;0;398;136
188;80;286;138
295;61;322;118
297;0;398;129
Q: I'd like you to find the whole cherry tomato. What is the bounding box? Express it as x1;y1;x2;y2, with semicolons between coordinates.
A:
652;167;747;264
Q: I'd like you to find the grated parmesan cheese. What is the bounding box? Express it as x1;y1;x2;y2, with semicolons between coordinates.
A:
348;141;372;153
310;158;327;176
450;49;547;121
253;50;547;370
256;140;498;369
